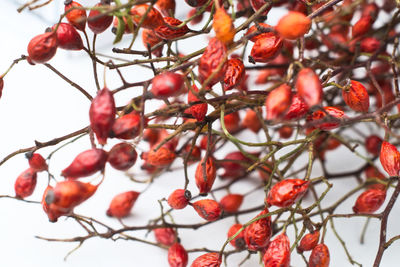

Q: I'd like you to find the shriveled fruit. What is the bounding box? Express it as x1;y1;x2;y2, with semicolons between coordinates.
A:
151;71;184;99
168;189;191;209
276;11;311;40
263;233;291;267
192;199;222;221
223;58;245;91
27;32;58;64
342;80;369;112
130;4;164;29
309;244;330;267
106;191;140;218
227;223;246;249
198;38;227;86
352;188;386;213
266;179;309;208
155;17;189;40
250;32;283;63
380;141;400;177
107;142;137;171
219;194;244;213
297;230;320;252
265;83;292;120
195;157;217;195
191;253;221;267
14;168;37;199
244;208;272;251
296;68;322;107
89;87;116;145
61;148;108;178
188;84;207;121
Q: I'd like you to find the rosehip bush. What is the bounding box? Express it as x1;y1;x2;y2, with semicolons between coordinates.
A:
2;0;400;266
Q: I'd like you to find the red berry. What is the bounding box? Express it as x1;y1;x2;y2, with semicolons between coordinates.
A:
106;191;140;218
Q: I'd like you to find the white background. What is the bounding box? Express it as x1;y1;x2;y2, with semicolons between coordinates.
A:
0;0;399;266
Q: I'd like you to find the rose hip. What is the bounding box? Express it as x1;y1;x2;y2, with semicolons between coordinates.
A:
227;223;246;249
266;179;309;208
192;199;222;221
106;191;140;218
168;189;191;209
154;228;177;246
244;208;272;251
191;253;221;267
26;152;48;172
219;193;244;213
380;141;400;177
263;233;291;267
151;72;184;99
168;243;188;267
88;2;113;34
61;148;108;178
14;168;37;199
52;22;83;50
309;244;330;267
107;142;138;171
64;0;87;31
27;32;58;64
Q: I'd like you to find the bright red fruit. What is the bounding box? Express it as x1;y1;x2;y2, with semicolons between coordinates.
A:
219;194;244;213
198;38;227;86
154;228;177;246
14;168;37;199
195;157;217;195
244;208;272;251
250;32;283;63
380;141;400;177
52;23;83;50
43;180;98;221
223;111;241;133
168;243;188;267
64;0;87;31
168;189;191;209
284;94;309;120
192;199;222;221
296;68;323;107
352;15;372;38
309;244;330;267
88;2;113;34
365;135;382;156
191;253;221;267
106;191;140;218
276;11;311;40
342;80;369;112
26;152;48;172
308;106;346;130
227;224;246;249
151;72;184;99
188;84;207;121
352;188;386;213
147;146;176;167
107;142;137;171
265;83;292;120
242;109;262;133
111;112;145;140
266;179;309;208
61;148;108;178
263;233;291;267
89;87;116;145
297;231;320;252
223;58;245;91
27;32;58;64
155;17;189;40
129;4;164;29
142;29;164;57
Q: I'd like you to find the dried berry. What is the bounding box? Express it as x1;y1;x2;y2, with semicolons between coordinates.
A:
250;32;283;63
64;0;87;31
156;0;175;17
26;152;48;172
244;208;272;251
365;135;382;157
89;87;116;145
107;142;137;171
168;189;191;209
309;244;330;267
297;230;320;252
220;151;251;179
106;191;140;218
360;37;380;53
88;2;113;34
142;29;163;57
111;112;145;140
191;253;221;267
192;199;222;221
242;109;262;133
147;146;176;167
188;84;207;121
14;168;37;199
223;58;245;91
151;71;184;99
342;80;370;113
213;7;235;45
284;94;309;120
223;111;241;133
308;106;346;131
227;224;246;249
61;148;108;178
27;32;58;64
380;141;400;177
263;233;291;267
168;243;188;267
265;83;292;120
195;157;217;195
43;180;98;221
278;126;293;139
155;17;189;40
352;15;372;38
154;228;177;246
266;179;309;208
219;194;244;213
52;22;83;50
353;188;386;214
199;38;227;86
276;11;311;40
296;68;323;107
130;4;164;29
